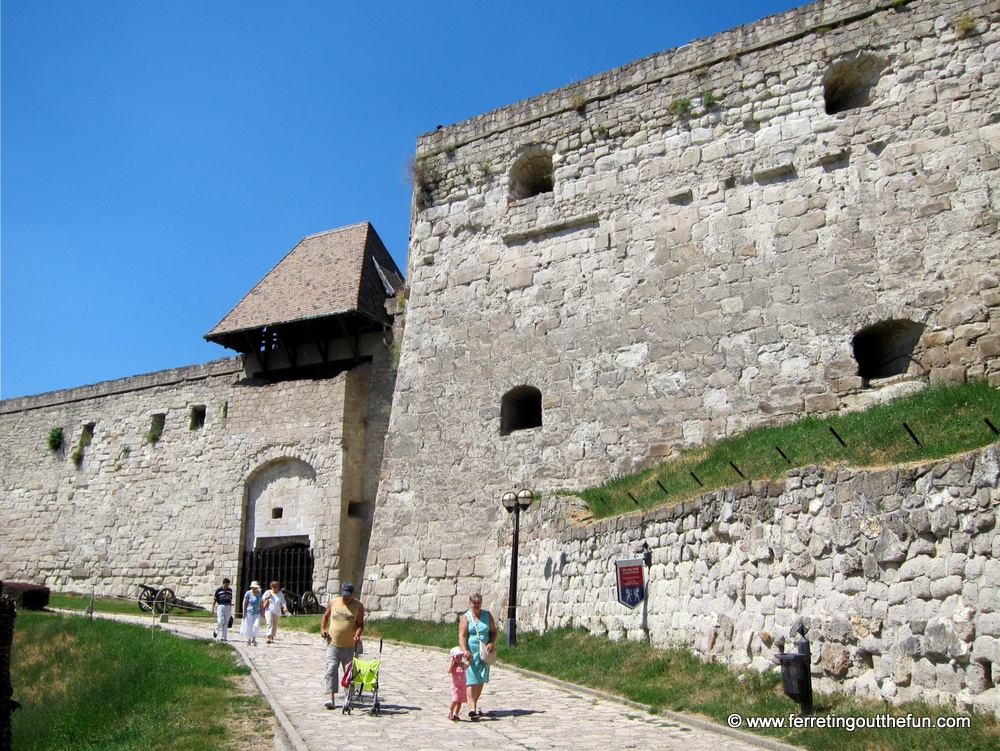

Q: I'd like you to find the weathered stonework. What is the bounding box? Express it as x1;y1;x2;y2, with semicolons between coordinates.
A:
511;445;1000;714
365;0;1000;627
0;350;396;602
1;0;999;714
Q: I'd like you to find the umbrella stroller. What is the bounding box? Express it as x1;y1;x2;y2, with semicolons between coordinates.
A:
343;639;383;716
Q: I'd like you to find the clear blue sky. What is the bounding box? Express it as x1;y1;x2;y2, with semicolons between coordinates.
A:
2;1;803;399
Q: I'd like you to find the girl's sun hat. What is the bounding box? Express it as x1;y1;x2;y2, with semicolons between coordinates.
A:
450;647;463;657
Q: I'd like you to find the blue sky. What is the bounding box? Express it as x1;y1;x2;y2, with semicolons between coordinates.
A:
1;1;803;399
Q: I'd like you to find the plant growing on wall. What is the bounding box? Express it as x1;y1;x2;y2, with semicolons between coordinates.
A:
46;427;64;453
146;414;165;445
114;445;131;471
700;90;718;109
70;422;95;468
408;156;439;210
669;97;693;118
955;14;977;38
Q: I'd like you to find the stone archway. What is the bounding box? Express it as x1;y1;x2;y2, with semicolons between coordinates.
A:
239;457;322;605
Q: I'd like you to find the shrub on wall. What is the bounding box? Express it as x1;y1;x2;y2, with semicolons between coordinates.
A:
46;428;63;453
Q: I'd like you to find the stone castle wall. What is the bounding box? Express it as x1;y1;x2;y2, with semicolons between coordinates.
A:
1;0;999;713
513;445;1000;713
365;0;1000;621
0;347;396;606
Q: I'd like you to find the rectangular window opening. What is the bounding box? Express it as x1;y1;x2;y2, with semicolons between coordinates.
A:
190;405;207;430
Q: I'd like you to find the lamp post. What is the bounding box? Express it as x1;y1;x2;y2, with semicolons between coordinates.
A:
501;488;534;647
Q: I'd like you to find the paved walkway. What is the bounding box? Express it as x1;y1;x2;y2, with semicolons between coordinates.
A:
92;613;800;751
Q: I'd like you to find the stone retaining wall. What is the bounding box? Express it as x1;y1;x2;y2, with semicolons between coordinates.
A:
513;444;1000;713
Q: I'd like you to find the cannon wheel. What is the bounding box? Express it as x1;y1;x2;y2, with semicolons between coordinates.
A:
300;590;321;615
138;587;155;613
153;587;176;614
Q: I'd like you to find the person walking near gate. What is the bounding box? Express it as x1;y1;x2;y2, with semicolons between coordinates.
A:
320;582;364;709
241;581;264;646
261;580;290;644
212;577;234;641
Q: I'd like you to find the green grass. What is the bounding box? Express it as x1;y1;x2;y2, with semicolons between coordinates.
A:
12;610;272;751
49;591;212;617
578;381;1000;518
23;606;1000;750
367;619;1000;751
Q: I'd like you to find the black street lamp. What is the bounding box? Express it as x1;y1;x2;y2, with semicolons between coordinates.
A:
501;488;534;647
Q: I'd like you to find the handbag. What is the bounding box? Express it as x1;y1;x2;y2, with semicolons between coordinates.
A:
341;662;353;687
228;616;234;628
355;639;364;655
480;640;497;665
471;610;497;664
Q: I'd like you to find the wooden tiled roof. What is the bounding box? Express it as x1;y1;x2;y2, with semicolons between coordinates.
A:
205;222;403;342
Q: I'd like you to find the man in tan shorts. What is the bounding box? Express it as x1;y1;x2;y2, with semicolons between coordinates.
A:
320;582;364;709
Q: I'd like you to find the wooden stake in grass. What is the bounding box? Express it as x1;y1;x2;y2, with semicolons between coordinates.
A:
985;417;1000;436
729;461;746;479
902;422;922;447
690;471;703;487
627;492;640;505
656;479;669;495
775;445;791;463
828;426;847;447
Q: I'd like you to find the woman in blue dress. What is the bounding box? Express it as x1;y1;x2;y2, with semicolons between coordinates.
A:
458;592;497;718
240;581;263;646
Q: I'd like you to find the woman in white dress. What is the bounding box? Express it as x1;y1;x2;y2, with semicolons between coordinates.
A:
240;581;263;645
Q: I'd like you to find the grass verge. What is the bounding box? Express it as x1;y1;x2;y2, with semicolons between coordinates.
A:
578;381;1000;518
20;605;1000;750
48;591;213;618
12;610;273;751
366;618;1000;751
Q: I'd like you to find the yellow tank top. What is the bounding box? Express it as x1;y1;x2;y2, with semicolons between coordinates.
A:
327;598;362;648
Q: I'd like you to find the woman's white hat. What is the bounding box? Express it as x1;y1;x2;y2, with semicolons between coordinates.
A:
250;581;261;588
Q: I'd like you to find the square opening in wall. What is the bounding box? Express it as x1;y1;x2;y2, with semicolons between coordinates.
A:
147;413;165;445
272;507;283;519
190;405;206;430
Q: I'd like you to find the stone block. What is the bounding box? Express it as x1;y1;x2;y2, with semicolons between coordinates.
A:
875;528;909;564
821;643;851;677
930;575;964;599
505;269;534;290
972;635;997;663
978;612;1000;638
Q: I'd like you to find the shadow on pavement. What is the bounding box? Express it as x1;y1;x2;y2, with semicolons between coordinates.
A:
347;704;421;716
477;708;543;719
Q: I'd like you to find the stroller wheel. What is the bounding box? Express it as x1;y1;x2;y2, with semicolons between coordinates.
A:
372;700;381;716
